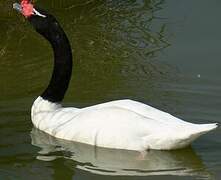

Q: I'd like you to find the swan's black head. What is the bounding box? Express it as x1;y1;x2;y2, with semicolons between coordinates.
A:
13;1;63;42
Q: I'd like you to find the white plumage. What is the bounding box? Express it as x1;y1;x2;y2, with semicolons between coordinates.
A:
31;96;217;151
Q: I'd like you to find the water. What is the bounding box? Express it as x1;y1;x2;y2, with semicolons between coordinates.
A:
0;0;220;179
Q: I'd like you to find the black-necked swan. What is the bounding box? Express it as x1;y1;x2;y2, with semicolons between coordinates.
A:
13;0;218;151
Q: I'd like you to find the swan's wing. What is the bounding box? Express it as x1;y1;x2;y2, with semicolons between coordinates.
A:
92;100;218;144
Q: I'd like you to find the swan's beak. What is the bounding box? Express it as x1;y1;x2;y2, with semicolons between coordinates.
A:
13;3;22;14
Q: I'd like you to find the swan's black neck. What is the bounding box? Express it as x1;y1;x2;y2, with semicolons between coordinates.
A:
37;19;73;103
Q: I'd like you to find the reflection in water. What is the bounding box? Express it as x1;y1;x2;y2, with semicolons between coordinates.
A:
31;128;211;178
61;0;171;79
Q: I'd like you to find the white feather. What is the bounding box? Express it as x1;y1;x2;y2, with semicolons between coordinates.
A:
31;96;218;151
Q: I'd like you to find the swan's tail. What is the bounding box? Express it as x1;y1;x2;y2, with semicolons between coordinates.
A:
186;123;218;143
172;123;218;150
196;123;218;134
142;123;218;150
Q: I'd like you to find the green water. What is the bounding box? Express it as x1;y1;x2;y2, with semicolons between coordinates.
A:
0;0;220;179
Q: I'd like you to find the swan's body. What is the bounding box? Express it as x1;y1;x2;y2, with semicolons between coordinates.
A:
32;96;217;151
14;1;217;151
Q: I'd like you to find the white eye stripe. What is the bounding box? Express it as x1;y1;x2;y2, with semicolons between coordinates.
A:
33;8;46;18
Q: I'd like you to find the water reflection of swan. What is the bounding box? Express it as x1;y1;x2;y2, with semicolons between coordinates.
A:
31;128;211;177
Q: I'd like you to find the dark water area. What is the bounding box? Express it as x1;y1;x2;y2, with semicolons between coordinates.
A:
0;0;220;179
